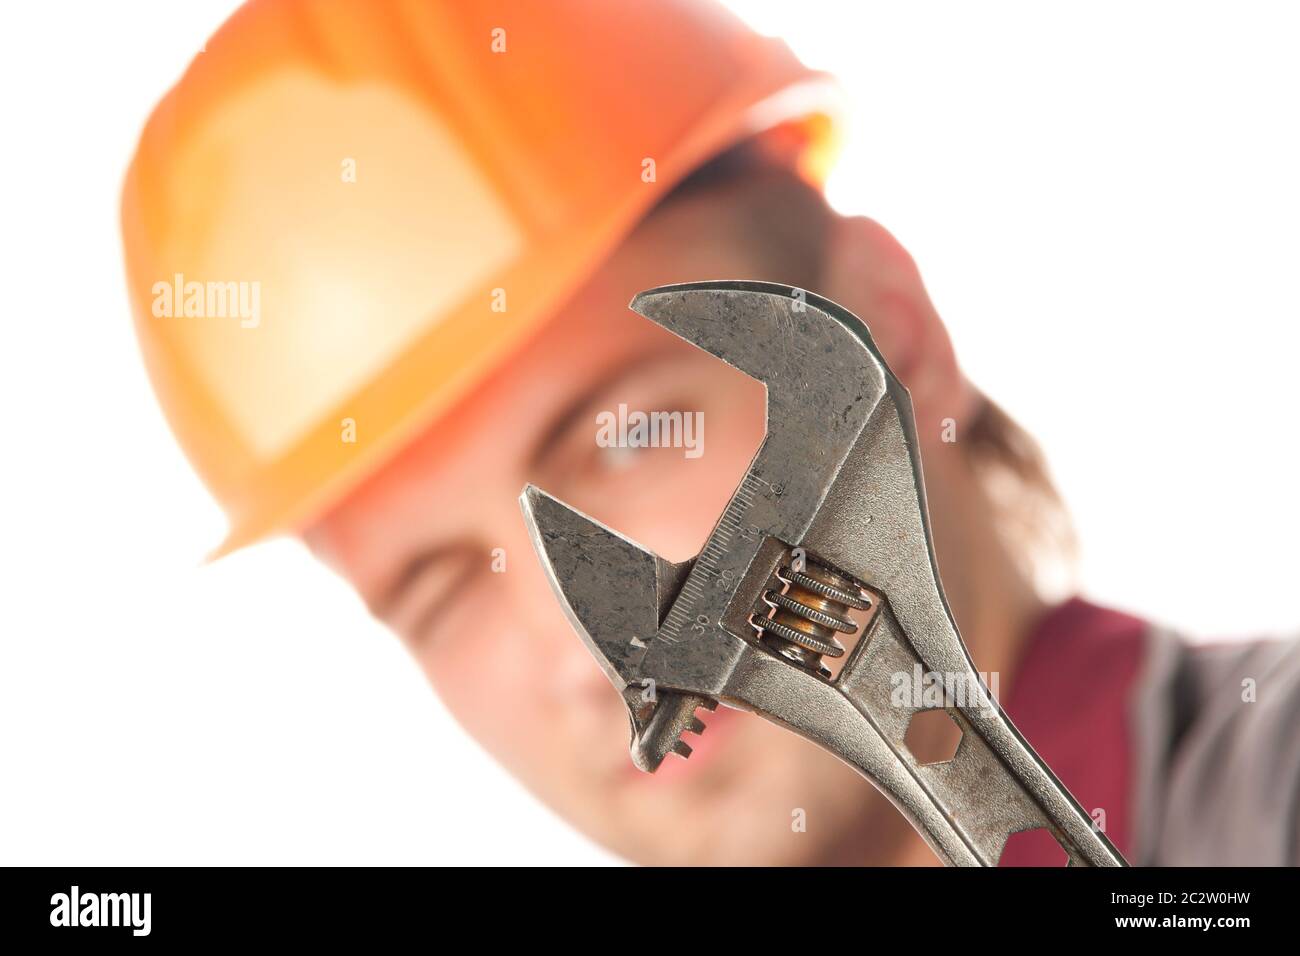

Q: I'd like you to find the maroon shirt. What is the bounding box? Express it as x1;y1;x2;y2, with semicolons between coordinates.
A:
1001;598;1300;865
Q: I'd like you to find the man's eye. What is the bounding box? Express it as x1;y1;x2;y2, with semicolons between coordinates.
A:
377;546;484;649
596;441;646;471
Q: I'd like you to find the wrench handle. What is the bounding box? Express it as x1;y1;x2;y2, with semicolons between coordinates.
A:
835;607;1127;866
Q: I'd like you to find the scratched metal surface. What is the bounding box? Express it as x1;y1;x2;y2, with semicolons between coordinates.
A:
522;281;1125;866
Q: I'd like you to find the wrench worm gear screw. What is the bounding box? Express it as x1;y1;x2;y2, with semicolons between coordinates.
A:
755;557;871;667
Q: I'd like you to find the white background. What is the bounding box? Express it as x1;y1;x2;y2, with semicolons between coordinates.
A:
1;1;1296;865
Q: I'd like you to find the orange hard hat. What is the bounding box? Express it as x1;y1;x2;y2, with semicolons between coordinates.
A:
122;0;840;558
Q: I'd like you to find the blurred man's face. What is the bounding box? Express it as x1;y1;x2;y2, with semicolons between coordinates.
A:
308;188;917;865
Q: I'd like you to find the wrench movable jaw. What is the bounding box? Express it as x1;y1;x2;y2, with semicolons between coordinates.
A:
520;484;721;772
519;485;673;691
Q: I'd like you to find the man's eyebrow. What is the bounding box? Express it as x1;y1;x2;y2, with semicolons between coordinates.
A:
524;349;671;471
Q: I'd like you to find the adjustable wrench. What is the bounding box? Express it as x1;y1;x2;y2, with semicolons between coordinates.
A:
520;280;1125;866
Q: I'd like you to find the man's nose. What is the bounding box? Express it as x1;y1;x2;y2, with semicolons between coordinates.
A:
547;638;618;706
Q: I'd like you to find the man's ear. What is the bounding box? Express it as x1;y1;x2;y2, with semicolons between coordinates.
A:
818;215;975;440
